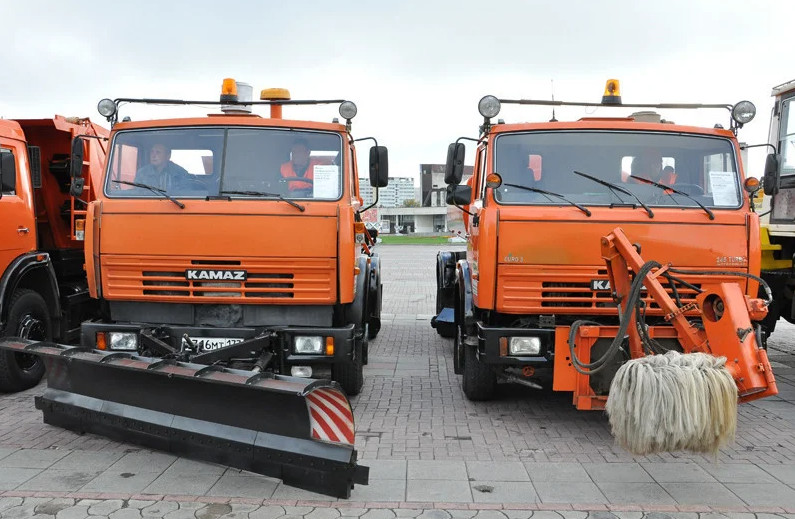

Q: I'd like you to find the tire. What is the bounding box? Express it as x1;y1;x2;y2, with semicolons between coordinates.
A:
435;322;456;338
333;337;364;396
367;318;381;340
0;289;51;392
453;325;464;375
462;344;496;401
368;281;381;339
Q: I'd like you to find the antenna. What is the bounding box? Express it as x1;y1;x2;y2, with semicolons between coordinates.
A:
550;79;558;122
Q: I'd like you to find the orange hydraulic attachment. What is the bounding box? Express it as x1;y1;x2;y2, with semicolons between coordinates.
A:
600;227;778;403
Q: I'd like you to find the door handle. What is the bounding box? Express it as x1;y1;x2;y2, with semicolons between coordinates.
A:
17;227;29;234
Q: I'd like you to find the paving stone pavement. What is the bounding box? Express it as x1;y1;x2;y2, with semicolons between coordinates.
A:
1;245;795;517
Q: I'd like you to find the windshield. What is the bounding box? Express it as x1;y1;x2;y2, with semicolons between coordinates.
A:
104;127;344;200
492;131;742;209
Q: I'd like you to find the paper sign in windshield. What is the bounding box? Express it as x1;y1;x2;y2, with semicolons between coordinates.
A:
709;171;738;206
313;165;339;198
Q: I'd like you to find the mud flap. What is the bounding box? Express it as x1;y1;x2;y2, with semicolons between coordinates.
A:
0;338;368;498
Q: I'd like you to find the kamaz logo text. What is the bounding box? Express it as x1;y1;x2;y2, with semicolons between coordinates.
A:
185;270;247;281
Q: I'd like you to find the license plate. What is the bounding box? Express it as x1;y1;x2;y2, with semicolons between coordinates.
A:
182;337;245;351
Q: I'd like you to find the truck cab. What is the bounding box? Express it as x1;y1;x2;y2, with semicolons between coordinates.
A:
79;81;388;395
0;116;107;391
434;81;763;406
758;79;795;337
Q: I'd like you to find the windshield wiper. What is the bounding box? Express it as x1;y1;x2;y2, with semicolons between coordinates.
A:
630;176;714;220
573;170;653;218
220;190;305;212
112;180;185;209
502;182;591;216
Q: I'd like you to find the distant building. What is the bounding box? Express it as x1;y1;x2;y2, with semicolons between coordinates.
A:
420;164;474;208
359;177;415;208
358;165;473;234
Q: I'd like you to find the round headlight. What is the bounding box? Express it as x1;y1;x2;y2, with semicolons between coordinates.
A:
478;95;501;118
732;100;756;125
339;101;357;120
97;98;117;118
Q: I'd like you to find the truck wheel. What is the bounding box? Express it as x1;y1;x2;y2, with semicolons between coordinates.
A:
462;345;495;401
368;317;381;340
333;339;364;396
0;289;50;392
453;325;464;375
435;322;456;338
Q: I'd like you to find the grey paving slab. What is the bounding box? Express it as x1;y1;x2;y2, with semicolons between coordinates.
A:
697;462;779;483
469;481;537;503
107;451;177;473
79;470;161;493
0;467;40;490
367;460;407;479
142;471;221;495
270;483;340;501
660;482;746;506
640;462;718;483
0;447;16;461
596;482;675;505
162;457;228;475
0;448;70;468
408;460;468;480
49;450;125;472
525;462;592;482
86;499;125;517
349;478;407;501
466;461;530;482
406;480;473;502
16;469;100;491
760;463;795;485
141;500;179;517
533;481;607;504
583;463;653;483
206;473;278;498
726;482;795;508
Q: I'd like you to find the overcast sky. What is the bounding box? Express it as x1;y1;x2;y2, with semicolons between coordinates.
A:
2;0;792;183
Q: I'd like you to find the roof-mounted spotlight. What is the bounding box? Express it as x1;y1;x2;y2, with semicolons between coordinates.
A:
731;100;756;126
97;98;117;120
478;95;501;119
339;101;358;120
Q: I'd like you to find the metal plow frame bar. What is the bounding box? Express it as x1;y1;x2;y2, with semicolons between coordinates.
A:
0;338;368;498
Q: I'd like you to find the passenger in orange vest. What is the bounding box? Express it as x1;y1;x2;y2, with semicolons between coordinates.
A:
280;139;321;194
630;150;677;185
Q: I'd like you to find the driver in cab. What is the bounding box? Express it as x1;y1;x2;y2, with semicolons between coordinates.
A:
629;150;677;186
280;139;322;194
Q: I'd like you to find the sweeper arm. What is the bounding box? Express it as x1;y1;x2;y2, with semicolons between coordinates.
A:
601;227;777;402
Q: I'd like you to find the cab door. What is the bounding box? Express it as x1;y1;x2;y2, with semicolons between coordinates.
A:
0;140;36;271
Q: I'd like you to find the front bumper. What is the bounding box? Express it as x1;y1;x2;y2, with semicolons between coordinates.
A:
80;321;356;369
476;321;555;367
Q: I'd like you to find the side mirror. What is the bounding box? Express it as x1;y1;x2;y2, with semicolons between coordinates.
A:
0;150;17;195
70;137;85;179
763;153;779;196
444;143;465;185
446;184;472;206
369;146;389;187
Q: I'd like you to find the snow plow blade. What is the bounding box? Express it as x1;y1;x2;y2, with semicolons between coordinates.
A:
0;338;368;498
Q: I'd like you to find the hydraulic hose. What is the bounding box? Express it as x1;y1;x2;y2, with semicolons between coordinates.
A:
568;260;661;375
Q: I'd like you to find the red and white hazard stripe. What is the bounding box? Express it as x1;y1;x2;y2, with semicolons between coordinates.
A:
307;387;355;445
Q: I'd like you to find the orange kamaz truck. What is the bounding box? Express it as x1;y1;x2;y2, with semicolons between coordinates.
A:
0;116;107;392
0;80;385;497
433;81;777;417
